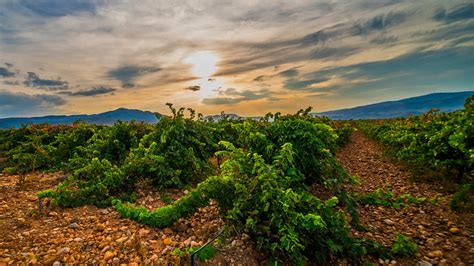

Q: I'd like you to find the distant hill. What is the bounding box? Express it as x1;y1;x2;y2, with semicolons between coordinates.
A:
0;108;160;129
314;91;473;120
1;91;472;128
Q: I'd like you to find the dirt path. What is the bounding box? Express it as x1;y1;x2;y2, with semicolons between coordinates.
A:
337;131;473;265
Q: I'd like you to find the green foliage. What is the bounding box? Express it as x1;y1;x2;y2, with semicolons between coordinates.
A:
359;96;473;182
332;122;353;147
390;234;418;257
191;245;217;261
355;188;429;209
1;105;376;263
451;183;474;211
113;141;378;263
171;245;217;261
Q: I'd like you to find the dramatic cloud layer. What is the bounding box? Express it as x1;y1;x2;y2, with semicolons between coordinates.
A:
58;86;116;97
0;90;66;117
0;0;472;117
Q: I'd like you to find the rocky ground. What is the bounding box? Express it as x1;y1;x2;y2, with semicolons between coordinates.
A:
337;131;474;265
0;174;262;265
0;131;473;265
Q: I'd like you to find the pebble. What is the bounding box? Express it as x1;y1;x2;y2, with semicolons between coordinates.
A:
139;229;150;237
104;251;115;261
427;250;443;258
57;247;70;256
416;260;433;266
163;238;172;245
53;261;61;266
27;195;37;202
49;212;58;217
116;236;128;244
69;223;78;229
449;227;460;234
383;219;396;225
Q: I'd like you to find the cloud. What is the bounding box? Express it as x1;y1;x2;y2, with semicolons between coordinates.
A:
59;86;116;97
370;35;399;45
433;4;474;23
107;66;161;86
16;0;96;17
3;80;20;86
23;72;69;90
300;46;474;96
122;83;135;89
254;75;268;82
253;67;300;83
278;68;299;78
310;46;359;60
0;67;15;78
201;97;242;105
184;85;201;91
203;88;277;105
283;78;330;91
0;0;473;116
352;11;408;35
0;90;66;118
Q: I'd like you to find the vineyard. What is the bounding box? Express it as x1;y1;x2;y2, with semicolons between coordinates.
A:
0;101;473;264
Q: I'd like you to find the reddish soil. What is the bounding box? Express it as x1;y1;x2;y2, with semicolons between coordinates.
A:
0;174;262;265
1;131;472;265
337;131;474;265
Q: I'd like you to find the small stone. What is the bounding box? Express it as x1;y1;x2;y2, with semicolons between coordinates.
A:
48;212;58;217
73;237;83;242
183;190;189;195
449;227;460;234
383;219;396;225
391;260;396;265
104;251;115;261
53;261;61;266
101;246;111;253
427;250;443;258
116;236;127;244
69;223;78;229
163;238;172;245
139;229;150;237
27;195;37;202
56;247;70;256
416;260;432;266
96;224;106;232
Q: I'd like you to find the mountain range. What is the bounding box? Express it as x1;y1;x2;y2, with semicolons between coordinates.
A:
0;108;159;129
314;91;472;120
0;91;472;128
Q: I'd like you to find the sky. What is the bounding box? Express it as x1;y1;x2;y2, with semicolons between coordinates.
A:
0;0;473;118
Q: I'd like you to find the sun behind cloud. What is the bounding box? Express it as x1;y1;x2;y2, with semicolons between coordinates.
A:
185;51;219;78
